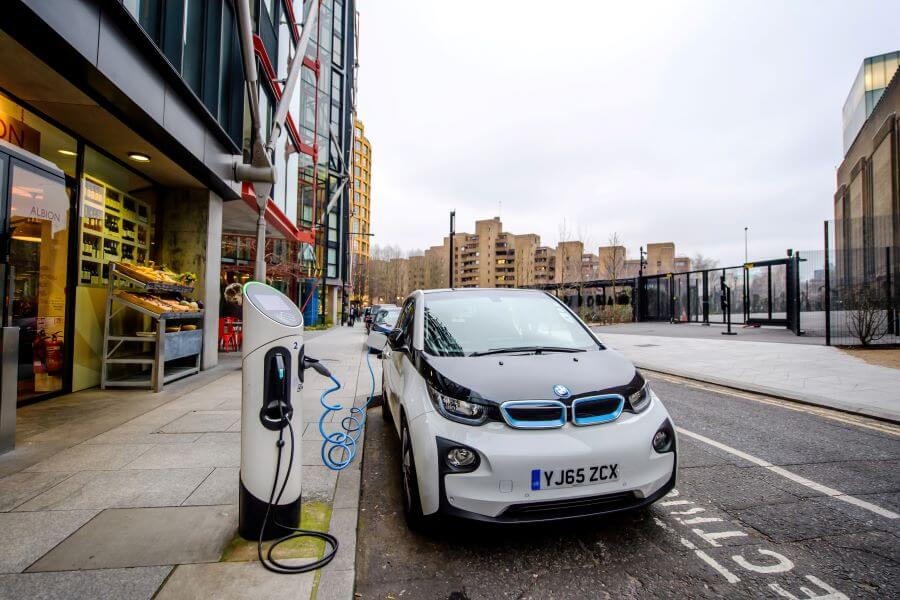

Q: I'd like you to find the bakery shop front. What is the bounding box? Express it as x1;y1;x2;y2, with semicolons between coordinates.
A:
0;91;218;404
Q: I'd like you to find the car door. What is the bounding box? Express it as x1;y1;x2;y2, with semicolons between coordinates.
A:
385;298;415;429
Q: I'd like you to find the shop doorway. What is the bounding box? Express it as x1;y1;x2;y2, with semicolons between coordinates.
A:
1;145;70;403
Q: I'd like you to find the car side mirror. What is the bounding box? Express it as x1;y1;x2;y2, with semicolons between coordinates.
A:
387;328;406;352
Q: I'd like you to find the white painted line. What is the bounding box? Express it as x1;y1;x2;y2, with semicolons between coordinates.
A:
680;516;723;525
677;426;899;520
680;537;740;583
670;506;706;515
661;499;694;506
692;528;748;547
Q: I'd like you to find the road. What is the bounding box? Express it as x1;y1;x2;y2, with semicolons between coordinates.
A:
354;372;900;599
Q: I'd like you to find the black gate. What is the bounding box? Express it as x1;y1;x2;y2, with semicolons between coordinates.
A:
636;254;802;334
744;256;801;333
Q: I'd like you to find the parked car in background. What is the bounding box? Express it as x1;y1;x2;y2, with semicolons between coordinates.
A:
365;303;397;334
367;306;402;352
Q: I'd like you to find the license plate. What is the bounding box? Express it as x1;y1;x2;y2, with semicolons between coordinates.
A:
531;465;619;490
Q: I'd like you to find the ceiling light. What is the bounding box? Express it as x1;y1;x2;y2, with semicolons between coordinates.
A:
127;152;151;163
58;149;77;157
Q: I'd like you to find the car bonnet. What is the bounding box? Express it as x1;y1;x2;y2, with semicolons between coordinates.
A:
421;348;637;404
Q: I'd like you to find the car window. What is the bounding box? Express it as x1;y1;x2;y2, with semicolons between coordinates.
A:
423;290;598;357
395;299;415;346
375;308;401;327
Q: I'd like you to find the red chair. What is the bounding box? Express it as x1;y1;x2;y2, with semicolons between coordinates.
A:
219;317;238;352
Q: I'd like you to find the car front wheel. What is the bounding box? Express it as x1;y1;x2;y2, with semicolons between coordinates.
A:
400;417;426;530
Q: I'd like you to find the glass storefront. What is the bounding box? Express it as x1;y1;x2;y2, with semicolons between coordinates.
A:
0;91;163;401
0;92;77;403
7;161;70;400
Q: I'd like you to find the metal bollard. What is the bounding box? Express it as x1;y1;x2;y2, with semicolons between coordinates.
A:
0;326;19;454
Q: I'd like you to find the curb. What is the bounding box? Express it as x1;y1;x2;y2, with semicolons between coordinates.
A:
636;363;900;425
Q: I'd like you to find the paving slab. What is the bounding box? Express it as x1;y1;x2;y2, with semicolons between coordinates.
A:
84;426;201;445
24;443;155;472
0;566;172;600
182;467;239;506
0;471;74;512
27;505;237;572
0;509;98;573
315;569;355;600
123;442;240;470
159;411;241;434
16;468;212;511
155;560;315;600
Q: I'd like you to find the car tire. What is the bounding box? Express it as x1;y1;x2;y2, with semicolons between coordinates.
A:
400;417;426;530
381;375;392;422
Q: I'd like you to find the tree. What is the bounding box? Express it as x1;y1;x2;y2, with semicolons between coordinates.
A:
692;253;719;271
847;284;888;346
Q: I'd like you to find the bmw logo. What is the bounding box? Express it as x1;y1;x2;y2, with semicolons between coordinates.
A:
552;384;571;399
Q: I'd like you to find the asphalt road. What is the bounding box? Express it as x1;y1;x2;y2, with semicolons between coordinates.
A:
354;373;900;600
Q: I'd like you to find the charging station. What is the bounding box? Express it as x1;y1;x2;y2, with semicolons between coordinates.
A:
239;281;305;540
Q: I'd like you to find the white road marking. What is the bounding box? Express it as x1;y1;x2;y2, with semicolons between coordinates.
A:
669;506;706;515
680;537;740;584
677;427;899;520
769;575;849;600
732;549;794;574
661;499;694;506
680;516;723;525
653;516;676;532
692;528;748;547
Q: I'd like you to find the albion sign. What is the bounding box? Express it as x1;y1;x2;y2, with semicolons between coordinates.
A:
0;111;40;155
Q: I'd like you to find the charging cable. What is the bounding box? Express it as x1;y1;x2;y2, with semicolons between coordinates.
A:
318;348;377;470
257;361;340;574
257;348;378;573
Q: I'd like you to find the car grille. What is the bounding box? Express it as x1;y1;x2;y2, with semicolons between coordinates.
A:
499;400;566;429
503;491;637;520
571;394;625;426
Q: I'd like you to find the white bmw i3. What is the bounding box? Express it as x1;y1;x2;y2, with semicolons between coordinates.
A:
379;288;677;527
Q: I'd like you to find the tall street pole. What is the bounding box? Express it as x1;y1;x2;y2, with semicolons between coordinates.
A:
744;227;749;264
449;210;456;288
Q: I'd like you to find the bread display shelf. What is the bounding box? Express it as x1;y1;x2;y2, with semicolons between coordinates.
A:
101;263;203;392
112;262;195;293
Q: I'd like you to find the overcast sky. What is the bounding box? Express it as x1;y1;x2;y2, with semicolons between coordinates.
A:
356;0;899;266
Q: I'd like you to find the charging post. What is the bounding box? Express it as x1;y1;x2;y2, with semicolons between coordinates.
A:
239;281;305;539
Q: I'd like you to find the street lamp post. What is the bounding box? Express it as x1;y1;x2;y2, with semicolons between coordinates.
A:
449;210;456;288
744;227;749;264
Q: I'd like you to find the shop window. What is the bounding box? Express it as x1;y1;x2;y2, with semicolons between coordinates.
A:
219;0;244;145
8;163;70;400
181;0;205;93
79;149;157;287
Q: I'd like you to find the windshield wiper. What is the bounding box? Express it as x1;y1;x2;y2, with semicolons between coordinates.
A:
469;346;587;357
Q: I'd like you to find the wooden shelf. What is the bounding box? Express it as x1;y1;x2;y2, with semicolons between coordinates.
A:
101;264;203;392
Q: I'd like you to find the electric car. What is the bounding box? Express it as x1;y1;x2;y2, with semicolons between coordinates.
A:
366;306;401;352
380;288;676;527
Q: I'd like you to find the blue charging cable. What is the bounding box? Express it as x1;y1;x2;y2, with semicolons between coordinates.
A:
318;348;378;471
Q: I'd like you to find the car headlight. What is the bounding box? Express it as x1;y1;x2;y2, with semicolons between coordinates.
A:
427;384;487;425
628;380;652;413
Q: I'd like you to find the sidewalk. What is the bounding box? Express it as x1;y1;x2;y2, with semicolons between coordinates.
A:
0;325;374;599
593;325;900;422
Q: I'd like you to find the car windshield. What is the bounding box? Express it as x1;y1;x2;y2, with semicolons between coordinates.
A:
375;308;401;328
423;290;600;357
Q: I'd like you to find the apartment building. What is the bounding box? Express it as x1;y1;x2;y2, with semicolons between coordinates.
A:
367;216;698;301
350;119;373;305
423;244;448;289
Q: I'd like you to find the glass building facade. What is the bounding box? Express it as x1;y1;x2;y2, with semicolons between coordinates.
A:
842;51;900;154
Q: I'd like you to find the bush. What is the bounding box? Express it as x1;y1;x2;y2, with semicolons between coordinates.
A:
846;284;888;346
